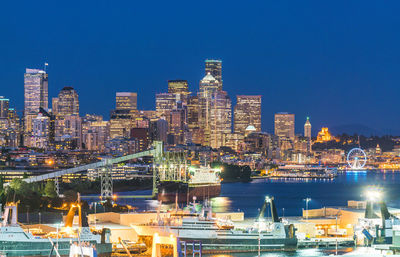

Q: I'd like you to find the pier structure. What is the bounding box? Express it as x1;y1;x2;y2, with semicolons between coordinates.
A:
4;141;189;199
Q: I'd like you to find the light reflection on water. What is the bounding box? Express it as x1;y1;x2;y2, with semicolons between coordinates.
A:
105;170;400;218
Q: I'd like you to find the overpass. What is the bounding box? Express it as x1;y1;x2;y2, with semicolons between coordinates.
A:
4;141;175;199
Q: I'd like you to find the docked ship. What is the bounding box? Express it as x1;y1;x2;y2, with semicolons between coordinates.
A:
132;196;297;253
0;202;112;257
158;166;221;203
269;165;337;179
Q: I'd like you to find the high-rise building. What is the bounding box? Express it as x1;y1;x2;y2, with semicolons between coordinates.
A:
52;87;79;116
0;96;9;118
155;93;176;124
274;113;295;140
116;92;137;110
234;95;262;135
31;113;49;149
205;59;222;88
187;95;202;144
198;73;231;148
168;80;189;95
304;117;311;139
24;68;48;139
169;101;186;145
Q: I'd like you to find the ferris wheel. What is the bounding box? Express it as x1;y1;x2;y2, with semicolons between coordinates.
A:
347;148;367;170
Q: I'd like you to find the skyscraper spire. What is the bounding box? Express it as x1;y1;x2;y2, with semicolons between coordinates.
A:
304;117;311;139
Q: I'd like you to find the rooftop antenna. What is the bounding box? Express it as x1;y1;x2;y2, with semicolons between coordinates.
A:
44;62;49;73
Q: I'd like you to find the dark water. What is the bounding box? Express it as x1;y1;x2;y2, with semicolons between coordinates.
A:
218;170;400;218
113;170;400;219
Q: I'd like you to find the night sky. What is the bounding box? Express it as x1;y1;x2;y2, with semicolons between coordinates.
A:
1;1;400;135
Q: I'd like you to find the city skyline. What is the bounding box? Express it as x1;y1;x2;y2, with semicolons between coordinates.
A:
2;1;400;134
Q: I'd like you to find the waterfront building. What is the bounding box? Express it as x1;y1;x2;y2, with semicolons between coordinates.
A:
294;136;309;154
52;87;79;116
198;73;231;149
116;92;137;110
24;68;48;145
234;95;262;136
274;113;295;140
205;59;222;88
0;96;9;118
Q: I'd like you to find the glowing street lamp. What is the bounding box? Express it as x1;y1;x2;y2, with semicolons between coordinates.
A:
365;190;382;202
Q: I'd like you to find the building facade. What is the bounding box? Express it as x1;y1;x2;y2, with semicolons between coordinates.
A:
24;68;48;144
274;113;295;140
116;92;137;110
234;95;262;135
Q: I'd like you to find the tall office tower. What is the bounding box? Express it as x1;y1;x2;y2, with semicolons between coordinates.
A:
31;113;49;149
116;92;137;110
304;117;311;139
24;68;48;142
234;95;262;135
274;113;295;140
0;96;9;118
198;73;231;148
168;80;189;94
205;59;222;88
155;93;176;123
52;87;79;116
169;101;186;145
187;95;202;144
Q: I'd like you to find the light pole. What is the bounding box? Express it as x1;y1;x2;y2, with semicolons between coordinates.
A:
304;198;311;220
94;202;97;227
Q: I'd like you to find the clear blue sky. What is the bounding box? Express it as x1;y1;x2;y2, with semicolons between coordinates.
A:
1;0;400;134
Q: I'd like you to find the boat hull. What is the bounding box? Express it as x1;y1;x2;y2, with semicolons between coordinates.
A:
157;181;221;203
0;241;112;257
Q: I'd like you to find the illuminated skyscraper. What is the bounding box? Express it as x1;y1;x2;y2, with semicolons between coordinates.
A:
304;117;311;139
169;101;186;145
205;59;222;88
156;93;176;124
234;95;262;135
52;87;79;117
31;113;49;149
0;96;9;118
168;80;189;94
116;92;137;110
198;73;231;148
274;113;295;140
24;68;48;138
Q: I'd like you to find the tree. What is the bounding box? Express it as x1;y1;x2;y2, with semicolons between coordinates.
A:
44;181;57;198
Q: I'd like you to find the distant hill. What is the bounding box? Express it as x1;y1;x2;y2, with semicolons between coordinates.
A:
329;124;393;136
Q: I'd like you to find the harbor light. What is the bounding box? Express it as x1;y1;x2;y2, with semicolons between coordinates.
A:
365;189;382;202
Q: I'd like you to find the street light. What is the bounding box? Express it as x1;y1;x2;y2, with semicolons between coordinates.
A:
304;198;311;220
365;190;382;202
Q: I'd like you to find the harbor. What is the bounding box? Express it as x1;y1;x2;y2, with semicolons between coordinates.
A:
0;170;397;256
